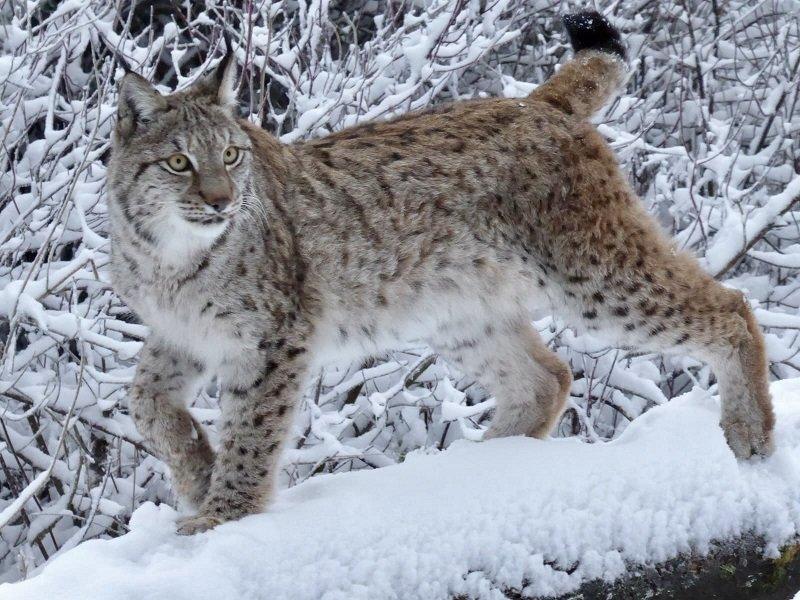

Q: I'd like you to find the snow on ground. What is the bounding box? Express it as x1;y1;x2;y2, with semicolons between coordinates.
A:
4;381;800;600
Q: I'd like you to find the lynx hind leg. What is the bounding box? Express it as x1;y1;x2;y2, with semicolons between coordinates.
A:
704;291;774;457
560;229;774;458
516;324;572;438
431;317;571;440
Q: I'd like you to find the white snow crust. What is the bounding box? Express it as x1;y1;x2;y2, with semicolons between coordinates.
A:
4;380;800;600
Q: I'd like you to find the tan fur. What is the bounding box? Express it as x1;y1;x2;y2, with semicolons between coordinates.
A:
532;52;626;118
521;326;572;438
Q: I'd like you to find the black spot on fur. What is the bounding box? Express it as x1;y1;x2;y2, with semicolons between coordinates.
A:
450;138;466;153
638;300;658;317
241;296;258;311
626;281;642;294
286;346;306;358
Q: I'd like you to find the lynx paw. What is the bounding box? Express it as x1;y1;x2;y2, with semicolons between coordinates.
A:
176;513;222;536
483;409;538;439
722;418;774;459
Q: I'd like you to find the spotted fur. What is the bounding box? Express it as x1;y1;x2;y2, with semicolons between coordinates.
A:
108;13;775;535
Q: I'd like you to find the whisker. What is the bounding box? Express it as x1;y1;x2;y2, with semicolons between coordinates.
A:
239;195;270;236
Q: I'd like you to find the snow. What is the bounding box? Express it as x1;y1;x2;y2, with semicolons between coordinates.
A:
5;380;800;600
750;245;800;268
703;174;800;276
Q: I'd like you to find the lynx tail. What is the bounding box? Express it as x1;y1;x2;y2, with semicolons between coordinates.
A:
530;11;627;119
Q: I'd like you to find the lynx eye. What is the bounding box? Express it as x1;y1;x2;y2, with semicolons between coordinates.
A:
166;153;190;172
223;146;240;165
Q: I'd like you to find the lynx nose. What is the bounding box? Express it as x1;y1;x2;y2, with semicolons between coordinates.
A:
205;196;232;213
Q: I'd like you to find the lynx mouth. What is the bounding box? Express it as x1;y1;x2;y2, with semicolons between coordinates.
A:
184;213;228;226
180;202;240;228
179;218;230;242
178;209;235;239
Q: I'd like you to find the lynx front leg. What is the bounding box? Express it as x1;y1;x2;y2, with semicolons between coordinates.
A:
176;333;309;535
129;340;212;509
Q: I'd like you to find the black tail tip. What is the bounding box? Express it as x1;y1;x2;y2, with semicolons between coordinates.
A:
562;11;626;60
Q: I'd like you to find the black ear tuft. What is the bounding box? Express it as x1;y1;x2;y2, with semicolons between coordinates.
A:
562;11;626;60
222;30;233;62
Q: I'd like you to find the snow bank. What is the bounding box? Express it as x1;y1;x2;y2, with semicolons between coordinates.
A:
5;381;800;600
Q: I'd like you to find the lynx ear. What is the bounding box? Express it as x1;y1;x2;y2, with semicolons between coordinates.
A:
194;50;238;110
214;50;238;108
117;73;167;138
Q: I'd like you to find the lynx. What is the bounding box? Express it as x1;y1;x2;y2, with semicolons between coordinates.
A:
108;12;774;535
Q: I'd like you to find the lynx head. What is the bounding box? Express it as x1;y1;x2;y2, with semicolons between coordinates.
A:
109;52;252;247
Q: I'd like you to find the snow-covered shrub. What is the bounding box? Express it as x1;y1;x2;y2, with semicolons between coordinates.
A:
0;0;797;582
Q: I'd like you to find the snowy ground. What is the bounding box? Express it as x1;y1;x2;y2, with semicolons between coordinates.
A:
3;381;800;600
